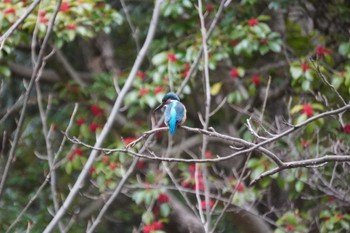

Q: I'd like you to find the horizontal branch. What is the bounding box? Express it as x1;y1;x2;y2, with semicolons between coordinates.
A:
63;103;350;186
250;155;350;185
63;126;282;165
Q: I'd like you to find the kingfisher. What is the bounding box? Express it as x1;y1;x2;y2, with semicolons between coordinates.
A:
153;92;187;136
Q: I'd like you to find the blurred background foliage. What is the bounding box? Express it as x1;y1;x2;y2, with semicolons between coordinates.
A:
1;0;350;232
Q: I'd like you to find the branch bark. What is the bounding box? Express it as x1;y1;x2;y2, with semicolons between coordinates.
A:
43;1;164;231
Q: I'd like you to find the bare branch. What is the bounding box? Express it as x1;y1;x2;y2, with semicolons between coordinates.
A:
86;159;138;233
0;0;41;49
43;1;164;231
6;174;50;233
0;0;62;200
251;155;350;185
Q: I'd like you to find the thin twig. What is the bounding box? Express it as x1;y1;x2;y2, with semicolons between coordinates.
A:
197;0;212;231
0;0;62;200
86;159;138;233
6;174;50;233
251;155;350;185
43;1;164;232
120;0;140;52
311;59;346;106
35;58;64;232
0;0;41;49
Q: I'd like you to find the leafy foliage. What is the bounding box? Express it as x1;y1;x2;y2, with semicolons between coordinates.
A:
1;0;350;233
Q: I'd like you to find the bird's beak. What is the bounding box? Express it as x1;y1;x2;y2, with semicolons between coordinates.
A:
153;103;164;112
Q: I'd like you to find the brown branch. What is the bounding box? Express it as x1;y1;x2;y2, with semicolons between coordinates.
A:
63;126;282;166
43;1;165;231
8;62;61;82
0;0;62;200
0;0;41;49
250;155;350;185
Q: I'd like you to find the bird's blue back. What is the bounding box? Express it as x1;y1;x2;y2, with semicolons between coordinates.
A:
164;100;186;135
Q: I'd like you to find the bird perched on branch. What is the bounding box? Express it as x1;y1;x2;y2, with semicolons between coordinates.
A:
153;92;187;136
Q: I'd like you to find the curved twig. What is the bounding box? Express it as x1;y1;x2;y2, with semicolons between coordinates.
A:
43;1;164;232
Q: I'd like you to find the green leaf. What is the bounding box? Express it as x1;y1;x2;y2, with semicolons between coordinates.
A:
301;80;310;91
295;181;304;192
331;77;343;89
237;67;245;77
65;162;72;174
152;52;168;66
290;66;303;79
145;95;157;107
290;105;303;115
341;220;349;230
311;103;324;111
142;211;154;225
304;70;313;81
247;158;260;168
259;45;270;55
257;15;271;21
72;156;81;169
277;176;286;189
339;42;350;58
80;124;90;139
160;203;171;217
250;165;265;180
132;191;145;205
146;171;156;184
295;114;307;125
268;41;281;53
0;66;11;77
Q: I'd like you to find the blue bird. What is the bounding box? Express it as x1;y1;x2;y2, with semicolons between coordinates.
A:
154;92;187;136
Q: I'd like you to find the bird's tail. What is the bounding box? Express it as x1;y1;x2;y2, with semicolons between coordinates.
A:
168;117;177;136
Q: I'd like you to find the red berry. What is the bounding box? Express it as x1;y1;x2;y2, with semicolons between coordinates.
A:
74;148;83;156
136;161;145;169
4;8;16;15
302;104;313;118
101;156;109;164
251;74;261;86
109;162;118;170
89;166;96;174
152;221;163;230
233;182;245;193
157;193;169;204
124;136;137;145
200;200;214;209
205;150;213;159
206;4;214;11
89;123;99;132
315;46;332;58
90;105;104;117
285;224;295;231
136;71;145;79
301;62;309;73
167;53;177;62
139;88;149;96
39;16;49;24
60;2;70;12
342;124;350;134
38;10;46;17
188;164;196;173
248;17;259;27
154;86;164;94
68;154;75;161
66;24;76;30
76;118;86;126
230;68;239;78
